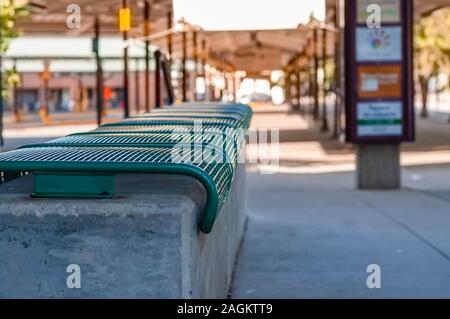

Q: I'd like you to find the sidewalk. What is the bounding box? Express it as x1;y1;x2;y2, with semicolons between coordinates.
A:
231;104;450;298
0;109;123;151
248;103;450;171
2;104;450;298
231;167;450;298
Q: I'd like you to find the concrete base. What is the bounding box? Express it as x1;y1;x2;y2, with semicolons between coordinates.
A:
0;165;247;298
357;143;400;190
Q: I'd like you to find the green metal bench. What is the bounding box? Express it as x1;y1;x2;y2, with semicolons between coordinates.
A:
132;113;250;128
155;103;252;120
102;117;242;129
150;104;253;125
0;146;233;233
74;124;246;156
173;102;252;113
19;132;242;168
0;103;252;233
68;125;247;168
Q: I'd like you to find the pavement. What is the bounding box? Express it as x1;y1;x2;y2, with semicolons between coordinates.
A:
0;109;123;151
231;103;450;299
2;104;450;298
231;167;450;298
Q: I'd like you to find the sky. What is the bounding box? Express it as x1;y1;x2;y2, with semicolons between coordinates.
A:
173;0;325;31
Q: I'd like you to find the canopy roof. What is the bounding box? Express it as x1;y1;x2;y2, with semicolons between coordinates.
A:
16;0;173;35
12;0;450;75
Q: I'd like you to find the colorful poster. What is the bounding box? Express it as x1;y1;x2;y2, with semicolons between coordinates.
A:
356;26;402;62
357;0;401;24
345;0;414;143
357;101;403;136
358;65;402;98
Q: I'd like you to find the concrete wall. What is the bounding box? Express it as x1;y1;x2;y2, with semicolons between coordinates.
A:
189;164;247;298
0;165;246;298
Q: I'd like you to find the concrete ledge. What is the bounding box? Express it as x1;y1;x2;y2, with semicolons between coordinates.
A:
0;164;246;298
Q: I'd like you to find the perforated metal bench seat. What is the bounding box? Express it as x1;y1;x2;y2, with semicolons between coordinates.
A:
0;146;236;233
132;113;251;128
173;102;252;113
151;107;249;115
71;124;247;167
0;103;252;233
20;132;244;167
82;124;243;137
149;104;253;124
102;117;242;129
83;124;214;133
76;124;246;152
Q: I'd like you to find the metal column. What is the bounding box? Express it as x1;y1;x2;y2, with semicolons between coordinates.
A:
144;0;151;112
192;31;198;101
135;58;140;113
121;0;130;118
182;30;188;102
313;27;320;121
201;39;208;101
321;27;329;132
332;0;342;139
296;69;302;112
154;50;161;108
167;10;173;61
94;17;103;126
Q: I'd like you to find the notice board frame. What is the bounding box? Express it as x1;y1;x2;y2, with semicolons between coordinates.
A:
345;0;415;144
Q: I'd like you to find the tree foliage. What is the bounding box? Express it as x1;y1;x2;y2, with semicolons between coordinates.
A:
414;8;450;117
1;0;29;100
415;8;450;74
1;0;29;53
